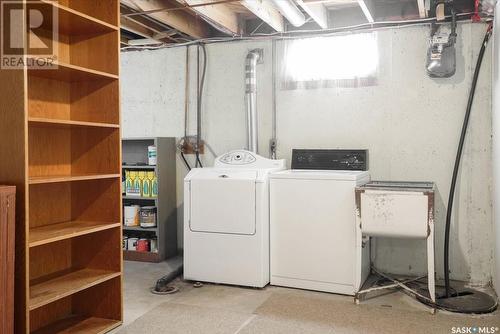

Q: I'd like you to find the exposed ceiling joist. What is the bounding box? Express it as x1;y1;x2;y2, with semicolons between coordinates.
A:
121;16;164;41
296;0;328;29
178;0;241;35
240;0;284;32
128;38;164;45
121;6;177;42
126;0;210;39
357;0;374;22
121;36;130;46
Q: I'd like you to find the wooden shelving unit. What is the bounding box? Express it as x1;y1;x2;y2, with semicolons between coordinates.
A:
122;138;177;263
0;1;122;333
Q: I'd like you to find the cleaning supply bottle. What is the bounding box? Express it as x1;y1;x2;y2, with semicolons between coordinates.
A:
125;170;133;196
138;171;146;197
131;171;141;196
152;172;158;198
142;171;153;197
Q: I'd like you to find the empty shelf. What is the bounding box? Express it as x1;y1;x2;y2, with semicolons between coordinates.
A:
30;268;121;310
29;174;120;185
29;221;121;247
40;0;118;35
29;118;120;129
28;60;118;82
32;315;120;334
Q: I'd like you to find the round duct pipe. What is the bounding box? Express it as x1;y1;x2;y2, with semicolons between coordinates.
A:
245;49;261;154
271;0;306;27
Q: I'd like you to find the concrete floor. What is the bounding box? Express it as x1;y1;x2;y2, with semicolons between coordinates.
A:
116;259;500;334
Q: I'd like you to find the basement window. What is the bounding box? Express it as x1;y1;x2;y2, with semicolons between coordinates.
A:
281;32;379;89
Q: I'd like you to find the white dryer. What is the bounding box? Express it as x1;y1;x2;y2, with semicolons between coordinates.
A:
184;150;285;288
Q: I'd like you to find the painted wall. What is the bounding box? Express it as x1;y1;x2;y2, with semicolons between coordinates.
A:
121;22;494;285
492;3;500;294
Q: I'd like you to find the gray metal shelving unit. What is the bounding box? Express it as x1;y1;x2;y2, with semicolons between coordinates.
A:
122;137;177;262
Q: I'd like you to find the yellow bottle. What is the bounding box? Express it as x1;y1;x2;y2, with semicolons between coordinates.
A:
142;171;153;197
152;172;158;198
138;171;146;197
130;171;140;196
125;170;132;195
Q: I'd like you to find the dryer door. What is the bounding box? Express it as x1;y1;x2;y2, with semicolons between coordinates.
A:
189;170;257;235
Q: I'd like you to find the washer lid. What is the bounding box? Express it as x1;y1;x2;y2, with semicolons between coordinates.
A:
270;169;370;181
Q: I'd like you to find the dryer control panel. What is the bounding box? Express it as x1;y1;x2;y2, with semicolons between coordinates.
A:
218;151;256;165
214;150;285;170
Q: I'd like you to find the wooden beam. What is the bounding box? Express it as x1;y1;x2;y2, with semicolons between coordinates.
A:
240;0;284;32
121;6;177;42
296;0;328;29
121;16;161;39
128;38;164;45
121;36;130;45
129;0;210;38
178;0;241;35
357;0;374;22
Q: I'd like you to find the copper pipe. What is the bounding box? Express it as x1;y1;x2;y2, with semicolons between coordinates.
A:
121;0;242;17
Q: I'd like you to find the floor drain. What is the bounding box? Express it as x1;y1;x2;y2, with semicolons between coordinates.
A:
150;286;179;295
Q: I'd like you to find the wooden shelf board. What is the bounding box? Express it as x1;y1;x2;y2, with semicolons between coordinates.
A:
28;59;118;82
29;174;120;185
123;250;160;263
32;315;121;334
123;195;157;200
40;0;118;35
123;225;157;232
29;117;119;129
29;221;121;248
122;165;156;169
29;268;121;311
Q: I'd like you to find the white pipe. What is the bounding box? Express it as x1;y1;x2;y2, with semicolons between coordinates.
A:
271;0;306;27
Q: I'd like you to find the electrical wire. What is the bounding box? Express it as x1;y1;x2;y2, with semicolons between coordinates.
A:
184;46;190;138
196;45;200;168
443;22;493;298
195;43;207;168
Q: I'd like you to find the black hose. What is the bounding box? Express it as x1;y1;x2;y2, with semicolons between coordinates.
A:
444;24;492;297
181;151;191;171
196;155;204;168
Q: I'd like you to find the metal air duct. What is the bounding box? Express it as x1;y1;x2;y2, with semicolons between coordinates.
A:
245;49;263;153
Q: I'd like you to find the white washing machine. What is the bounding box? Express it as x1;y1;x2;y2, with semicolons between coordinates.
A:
184;150;285;288
270;169;371;295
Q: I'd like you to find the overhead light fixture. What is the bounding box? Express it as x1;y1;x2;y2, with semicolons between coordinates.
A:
271;0;306;27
